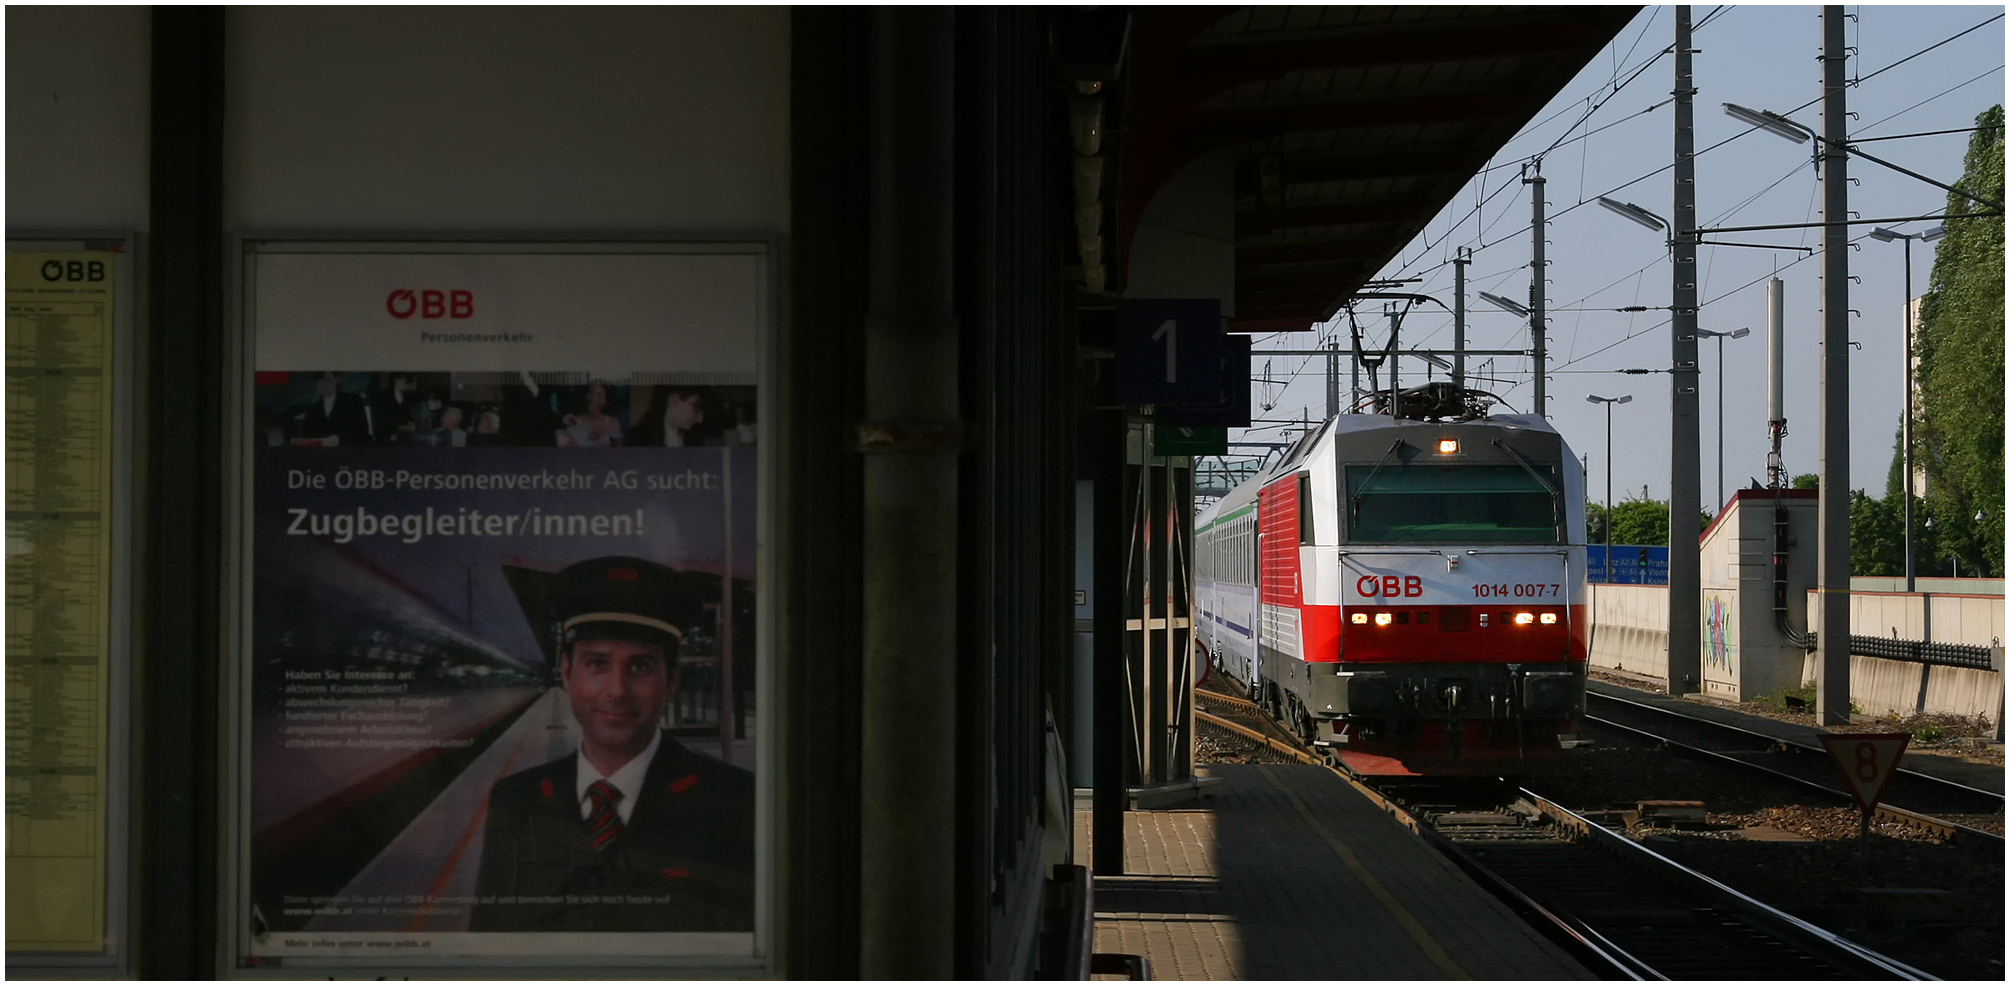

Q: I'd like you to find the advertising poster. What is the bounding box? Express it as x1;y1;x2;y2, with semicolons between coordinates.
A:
241;246;762;962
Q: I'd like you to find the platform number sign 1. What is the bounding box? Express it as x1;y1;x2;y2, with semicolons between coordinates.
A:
1116;299;1224;406
1152;319;1175;381
1160;334;1252;429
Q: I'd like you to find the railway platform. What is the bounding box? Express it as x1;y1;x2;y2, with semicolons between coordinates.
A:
1588;677;2005;795
1074;763;1593;980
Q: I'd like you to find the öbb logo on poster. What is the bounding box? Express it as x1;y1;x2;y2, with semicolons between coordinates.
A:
385;289;474;320
41;259;107;282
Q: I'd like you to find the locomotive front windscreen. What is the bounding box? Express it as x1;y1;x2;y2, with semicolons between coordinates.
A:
1345;464;1559;543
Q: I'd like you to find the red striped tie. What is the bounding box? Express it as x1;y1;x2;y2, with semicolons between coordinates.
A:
584;779;624;851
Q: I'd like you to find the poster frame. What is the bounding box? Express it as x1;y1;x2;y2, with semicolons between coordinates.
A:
223;234;778;978
3;230;139;976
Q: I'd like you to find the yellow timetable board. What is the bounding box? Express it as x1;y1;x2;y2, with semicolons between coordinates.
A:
5;251;116;953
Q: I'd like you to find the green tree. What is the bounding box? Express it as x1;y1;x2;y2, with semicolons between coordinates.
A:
1585;501;1609;545
1791;473;1818;490
1610;495;1669;546
1914;104;2004;577
1851;489;1904;576
1885;420;1907;500
1588;492;1716;546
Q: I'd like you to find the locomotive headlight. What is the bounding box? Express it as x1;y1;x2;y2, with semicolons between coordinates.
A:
1513;612;1535;625
1374;613;1393;626
1436;438;1460;454
1539;612;1559;624
1351;613;1368;624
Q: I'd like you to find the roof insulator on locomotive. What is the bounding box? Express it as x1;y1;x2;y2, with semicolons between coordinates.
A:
1376;381;1501;422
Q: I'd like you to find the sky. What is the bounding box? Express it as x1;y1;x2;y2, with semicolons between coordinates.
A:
1238;5;2006;513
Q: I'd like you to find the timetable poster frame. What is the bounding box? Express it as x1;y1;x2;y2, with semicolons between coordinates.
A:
227;239;775;976
4;233;138;975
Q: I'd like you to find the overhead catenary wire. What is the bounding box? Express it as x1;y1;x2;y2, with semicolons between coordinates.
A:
1854;63;2006;135
1390;12;2006;287
1260;11;2000;418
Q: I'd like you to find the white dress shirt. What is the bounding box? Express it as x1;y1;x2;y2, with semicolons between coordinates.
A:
661;405;686;447
573;729;661;825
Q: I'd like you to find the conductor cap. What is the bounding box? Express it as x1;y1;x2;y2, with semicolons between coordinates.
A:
548;555;701;652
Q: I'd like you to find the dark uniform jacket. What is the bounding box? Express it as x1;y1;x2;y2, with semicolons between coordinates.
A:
299;392;373;446
370;390;417;443
470;736;754;932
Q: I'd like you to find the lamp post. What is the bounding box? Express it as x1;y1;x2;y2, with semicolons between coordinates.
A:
1587;394;1633;581
1868;225;1945;593
1724;19;1856;724
1478;291;1540;413
1694;327;1752;514
1593;188;1703;692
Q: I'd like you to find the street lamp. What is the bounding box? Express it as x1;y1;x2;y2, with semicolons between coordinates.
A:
1867;225;1946;592
1595;196;1669;234
1587;394;1633;581
1478;291;1529;317
1722;102;1815;143
1694;327;1752;514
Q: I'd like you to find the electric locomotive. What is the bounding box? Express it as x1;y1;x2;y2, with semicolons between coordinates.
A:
1194;383;1588;775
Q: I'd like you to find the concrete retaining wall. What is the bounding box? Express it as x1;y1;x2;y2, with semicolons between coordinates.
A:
1822;590;2005;649
1794;654;2005;724
1586;583;1668;681
1588;583;2004;727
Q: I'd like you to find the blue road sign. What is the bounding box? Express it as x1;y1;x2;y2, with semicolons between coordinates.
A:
1587;545;1669;585
1116;299;1224;406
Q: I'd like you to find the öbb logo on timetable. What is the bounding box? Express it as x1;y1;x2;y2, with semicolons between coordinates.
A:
1356;575;1424;597
385;289;474;320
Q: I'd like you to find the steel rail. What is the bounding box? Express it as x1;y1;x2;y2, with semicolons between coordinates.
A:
1584;709;2002;844
1585;693;2004;843
1400;808;1660;980
1206;680;1936;979
1194;709;1322;766
1591;691;2003;800
1303;759;1648;978
1194;687;1259;712
1519;789;1938;980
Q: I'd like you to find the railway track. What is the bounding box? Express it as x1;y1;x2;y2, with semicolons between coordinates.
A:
1195;686;1322;765
1195;686;1939;980
1380;780;1935;980
1584;691;2005;842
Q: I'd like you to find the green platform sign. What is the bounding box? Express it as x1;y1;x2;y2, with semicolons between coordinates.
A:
1153;425;1226;456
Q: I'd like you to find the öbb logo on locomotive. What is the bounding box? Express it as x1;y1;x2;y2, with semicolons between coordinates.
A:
1355;575;1425;597
1193;384;1589;777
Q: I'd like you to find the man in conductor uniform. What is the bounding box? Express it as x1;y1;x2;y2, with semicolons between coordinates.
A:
471;556;753;932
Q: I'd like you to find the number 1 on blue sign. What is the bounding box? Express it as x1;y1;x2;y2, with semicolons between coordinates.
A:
1152;319;1176;383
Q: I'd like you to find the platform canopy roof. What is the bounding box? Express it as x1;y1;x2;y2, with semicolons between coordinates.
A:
1083;5;1641;333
